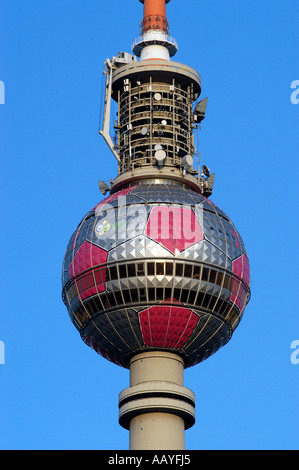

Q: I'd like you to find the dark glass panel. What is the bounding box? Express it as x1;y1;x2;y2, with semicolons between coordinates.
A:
109;266;118;281
148;287;155;300
147;262;155;275
184;264;193;278
193;266;201;279
156;262;165;276
166;262;173;276
119;264;127;279
127;263;136;277
156;288;164;300
202;267;210;282
175;264;183;276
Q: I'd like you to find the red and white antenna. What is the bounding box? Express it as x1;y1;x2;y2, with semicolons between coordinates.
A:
133;0;178;60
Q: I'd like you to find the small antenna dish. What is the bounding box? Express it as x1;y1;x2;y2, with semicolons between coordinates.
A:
154;144;163;151
155;149;166;167
202;164;210;177
181;154;193;172
98;180;110;195
194;97;208;123
202;173;215;197
141;127;149;135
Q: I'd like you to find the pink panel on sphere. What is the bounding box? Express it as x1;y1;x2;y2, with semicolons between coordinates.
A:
230;291;245;311
145;206;203;254
230;254;250;310
92;186;136;211
230;229;240;248
230;279;246;310
69;242;108;300
232;254;250;286
69;241;108;278
139;303;198;348
79;286;101;301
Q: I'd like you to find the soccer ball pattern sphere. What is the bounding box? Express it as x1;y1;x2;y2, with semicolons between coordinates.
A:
62;183;250;368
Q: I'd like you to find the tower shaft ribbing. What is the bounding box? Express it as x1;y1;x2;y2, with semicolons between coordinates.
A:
119;352;195;450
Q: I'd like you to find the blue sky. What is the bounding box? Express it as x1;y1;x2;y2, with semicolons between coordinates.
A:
0;0;298;450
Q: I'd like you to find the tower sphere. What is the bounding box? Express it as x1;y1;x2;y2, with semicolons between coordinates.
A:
62;182;250;368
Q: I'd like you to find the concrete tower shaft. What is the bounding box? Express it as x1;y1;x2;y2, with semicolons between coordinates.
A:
119;352;195;450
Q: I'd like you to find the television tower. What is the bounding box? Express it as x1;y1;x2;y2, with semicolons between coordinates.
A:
62;0;251;450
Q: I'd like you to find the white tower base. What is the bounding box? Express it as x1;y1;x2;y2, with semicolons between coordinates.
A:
140;44;170;61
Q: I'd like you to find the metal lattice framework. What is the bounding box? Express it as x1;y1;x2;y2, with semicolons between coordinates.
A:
109;59;201;180
116;79;196;173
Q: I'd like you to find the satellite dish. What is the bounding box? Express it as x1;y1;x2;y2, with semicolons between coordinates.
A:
194;97;208;123
155;149;166;167
202;173;215;197
98;180;110;195
141;127;149;135
202;164;210;177
154;144;163;151
154;92;162;101
181;154;193;171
